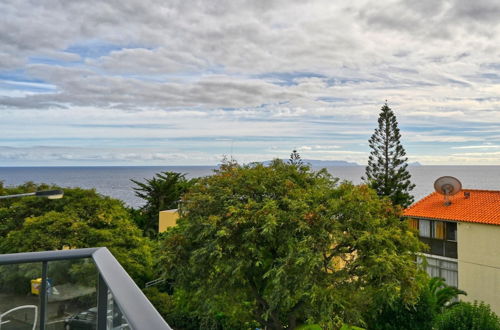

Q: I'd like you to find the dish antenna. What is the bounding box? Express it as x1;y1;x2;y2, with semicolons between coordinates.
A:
434;176;462;206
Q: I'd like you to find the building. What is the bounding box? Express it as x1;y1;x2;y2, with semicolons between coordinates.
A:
159;209;179;233
404;188;500;314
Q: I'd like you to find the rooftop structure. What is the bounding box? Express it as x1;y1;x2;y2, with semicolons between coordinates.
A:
404;189;500;225
404;182;500;316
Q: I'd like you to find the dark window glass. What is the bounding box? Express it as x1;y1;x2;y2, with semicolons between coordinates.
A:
445;241;458;259
430;239;444;256
446;222;457;241
420;237;432;253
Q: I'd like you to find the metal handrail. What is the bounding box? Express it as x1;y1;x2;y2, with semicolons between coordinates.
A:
145;277;166;288
0;247;171;330
0;305;37;330
0;248;99;265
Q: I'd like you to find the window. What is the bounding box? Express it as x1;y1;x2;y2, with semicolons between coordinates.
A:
446;222;457;241
418;255;458;288
434;221;445;239
408;218;419;231
419;220;431;237
414;219;458;259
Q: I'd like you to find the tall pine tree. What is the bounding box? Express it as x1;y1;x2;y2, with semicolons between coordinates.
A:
288;149;303;166
364;103;415;208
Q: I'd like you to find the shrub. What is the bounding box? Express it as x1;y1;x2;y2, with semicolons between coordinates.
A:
143;287;258;330
434;301;500;330
365;276;465;330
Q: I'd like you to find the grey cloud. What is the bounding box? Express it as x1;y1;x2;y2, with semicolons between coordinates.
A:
90;48;208;74
1;0;500;165
2;64;302;109
358;0;449;36
358;0;500;40
449;0;500;22
0;145;219;164
0;52;26;70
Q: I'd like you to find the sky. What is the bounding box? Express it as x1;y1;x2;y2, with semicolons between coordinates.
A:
1;0;500;166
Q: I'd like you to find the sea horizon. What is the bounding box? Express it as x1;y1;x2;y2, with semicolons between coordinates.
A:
1;165;498;209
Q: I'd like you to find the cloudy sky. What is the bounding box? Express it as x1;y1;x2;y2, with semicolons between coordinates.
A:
1;0;500;166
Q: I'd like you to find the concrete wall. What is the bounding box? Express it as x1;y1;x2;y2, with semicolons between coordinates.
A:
458;222;500;315
159;209;179;233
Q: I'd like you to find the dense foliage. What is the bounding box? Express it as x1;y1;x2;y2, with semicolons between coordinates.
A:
0;182;153;286
132;171;196;236
364;103;415;208
366;276;466;330
160;160;423;329
434;301;500;330
144;287;258;330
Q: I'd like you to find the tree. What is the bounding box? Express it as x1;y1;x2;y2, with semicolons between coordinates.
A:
434;301;500;330
364;103;415;208
161;160;423;329
0;184;154;286
132;171;196;236
289;149;303;166
427;277;466;313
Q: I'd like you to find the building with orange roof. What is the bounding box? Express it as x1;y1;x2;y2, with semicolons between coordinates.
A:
404;186;500;315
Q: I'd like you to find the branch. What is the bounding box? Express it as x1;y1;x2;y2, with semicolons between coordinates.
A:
287;300;305;330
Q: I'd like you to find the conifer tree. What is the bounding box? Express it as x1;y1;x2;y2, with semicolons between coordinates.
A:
364;103;415;208
288;149;303;166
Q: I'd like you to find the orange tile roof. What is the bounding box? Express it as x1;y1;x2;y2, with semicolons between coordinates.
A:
404;189;500;226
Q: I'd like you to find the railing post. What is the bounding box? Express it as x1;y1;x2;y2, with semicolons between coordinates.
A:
39;261;48;330
97;273;108;329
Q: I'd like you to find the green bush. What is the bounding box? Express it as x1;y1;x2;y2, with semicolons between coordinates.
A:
143;287;258;330
366;289;436;330
0;184;154;286
143;287;173;318
434;301;500;330
365;277;465;330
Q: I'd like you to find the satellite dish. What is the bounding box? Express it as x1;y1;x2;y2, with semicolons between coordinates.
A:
434;176;462;206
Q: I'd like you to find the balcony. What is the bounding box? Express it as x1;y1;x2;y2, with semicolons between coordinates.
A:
0;247;171;330
420;237;458;259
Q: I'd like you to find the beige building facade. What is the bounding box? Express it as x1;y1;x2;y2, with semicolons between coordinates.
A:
457;222;500;314
159;209;179;233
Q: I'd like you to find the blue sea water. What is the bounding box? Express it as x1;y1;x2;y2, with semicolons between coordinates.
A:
0;166;498;208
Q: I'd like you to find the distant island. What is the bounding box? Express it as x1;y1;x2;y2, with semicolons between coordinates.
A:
262;159;359;166
303;159;359;166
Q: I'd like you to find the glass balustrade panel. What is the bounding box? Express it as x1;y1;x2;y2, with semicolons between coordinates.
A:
46;258;97;330
0;262;41;330
106;291;131;330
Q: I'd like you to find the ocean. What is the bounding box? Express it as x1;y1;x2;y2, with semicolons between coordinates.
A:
0;165;498;208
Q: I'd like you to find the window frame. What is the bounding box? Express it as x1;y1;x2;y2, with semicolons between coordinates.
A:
418;253;459;288
410;218;458;259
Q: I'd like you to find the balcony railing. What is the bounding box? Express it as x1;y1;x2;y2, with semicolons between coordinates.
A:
0;247;171;330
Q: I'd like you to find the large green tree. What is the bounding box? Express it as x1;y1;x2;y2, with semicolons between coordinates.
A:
132;171;196;236
161;160;423;329
364;103;415;208
0;183;153;285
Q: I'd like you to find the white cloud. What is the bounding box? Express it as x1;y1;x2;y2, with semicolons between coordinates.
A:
451;145;500;149
1;0;500;164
